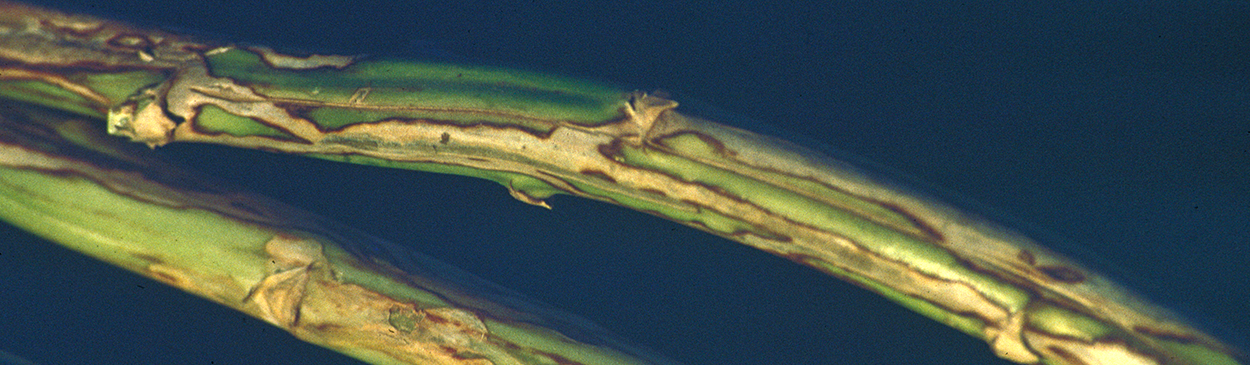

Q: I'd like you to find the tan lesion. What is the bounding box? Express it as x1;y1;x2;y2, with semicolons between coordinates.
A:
241;234;497;364
248;46;355;70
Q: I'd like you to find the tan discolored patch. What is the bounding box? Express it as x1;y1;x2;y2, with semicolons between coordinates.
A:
105;33;153;52
244;234;323;327
241;234;501;363
985;311;1041;364
1024;331;1158;365
108;89;176;147
249;46;355;70
264;234;322;270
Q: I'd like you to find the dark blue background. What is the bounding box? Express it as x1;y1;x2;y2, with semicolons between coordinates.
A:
1;1;1246;364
